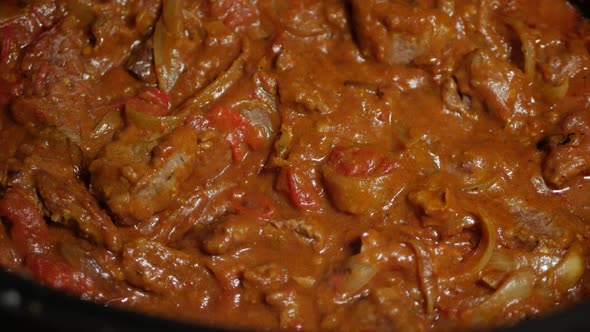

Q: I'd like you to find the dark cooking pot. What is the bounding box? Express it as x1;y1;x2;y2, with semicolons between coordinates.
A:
1;267;590;332
1;1;590;331
0;269;225;332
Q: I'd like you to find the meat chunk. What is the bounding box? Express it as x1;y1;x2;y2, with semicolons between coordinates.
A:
202;215;261;255
90;124;199;225
0;188;100;298
505;198;578;250
35;170;121;252
10;19;92;141
350;0;456;66
0;0;61;62
454;49;540;131
19;16;88;93
322;146;408;215
542;110;590;188
269;218;326;253
3;128;121;251
122;239;218;303
274;46;344;114
408;186;472;238
126;44;157;84
266;289;318;331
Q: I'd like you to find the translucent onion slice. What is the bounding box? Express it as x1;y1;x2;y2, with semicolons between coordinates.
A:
506;19;536;81
340;261;378;296
442;211;497;282
407;240;438;314
462;268;536;326
544;241;585;294
125;105;182;133
154;0;185;92
178;46;248;116
161;0;183;34
543;78;570;102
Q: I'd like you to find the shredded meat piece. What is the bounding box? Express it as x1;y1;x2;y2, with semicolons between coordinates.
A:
542;110;590;188
1;1;590;331
35;170;121;252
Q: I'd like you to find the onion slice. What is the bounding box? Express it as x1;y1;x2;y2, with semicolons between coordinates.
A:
407;240;438;314
178;44;249;116
462;268;536;326
442;210;497;282
339;260;378;297
125;106;182;133
505;19;536;81
154;0;186;92
544;241;585;294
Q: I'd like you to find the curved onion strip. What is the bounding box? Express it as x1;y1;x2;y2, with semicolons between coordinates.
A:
442;211;497;282
178;47;248;116
407;240;438;314
154;0;185;92
486;249;516;273
90;109;123;140
125;105;183;133
462;176;500;193
162;0;182;34
340;260;378;297
463;268;536;326
231;99;275;140
544;78;570;102
506;19;536;81
544;241;585;293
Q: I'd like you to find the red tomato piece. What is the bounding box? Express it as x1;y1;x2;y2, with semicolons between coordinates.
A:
226;132;247;161
126;88;171;116
33;62;48;90
1;25;13;64
26;254;100;298
139;87;171;108
208;106;249;133
231;189;275;221
207;105;262;162
0;188;51;256
284;166;322;212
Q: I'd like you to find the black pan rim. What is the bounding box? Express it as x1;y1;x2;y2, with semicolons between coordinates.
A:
2;1;590;332
1;268;590;332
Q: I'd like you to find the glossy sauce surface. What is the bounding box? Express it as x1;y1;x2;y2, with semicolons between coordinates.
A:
1;1;590;331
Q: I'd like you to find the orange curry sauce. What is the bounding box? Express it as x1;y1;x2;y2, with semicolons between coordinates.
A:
1;1;590;331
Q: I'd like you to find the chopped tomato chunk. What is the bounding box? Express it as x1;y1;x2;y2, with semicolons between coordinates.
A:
283;166;322;212
26;254;100;298
230;189;276;220
126;88;171;116
207;105;262;162
0;188;51;256
1;25;13;64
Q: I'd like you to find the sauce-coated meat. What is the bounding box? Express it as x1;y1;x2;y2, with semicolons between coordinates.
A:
1;1;590;331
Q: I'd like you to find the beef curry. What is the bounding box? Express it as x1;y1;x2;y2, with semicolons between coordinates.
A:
1;0;590;331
